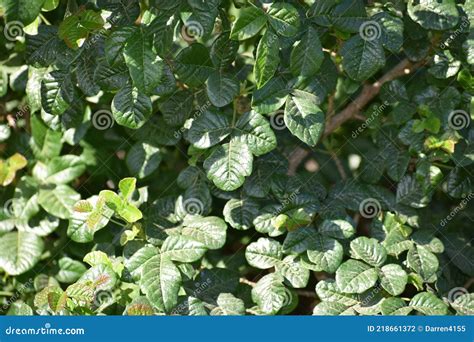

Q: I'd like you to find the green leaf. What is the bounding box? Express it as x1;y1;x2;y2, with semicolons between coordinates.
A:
204;141;253;191
124;27;163;95
187;110;231;149
112;85;153;129
67;196;113;243
47;288;67;312
30;116;62;160
58;10;103;48
335;259;378;294
267;3;300;37
56;257;87;283
41;70;74;115
349;236;387;267
290;27;323;77
312;301;351;316
105;26;136;67
320;219;356;239
306;234;343;273
38;155;86;184
3;0;46;25
282;226;318;254
408;0;459;31
125;246;157;280
284;90;325;146
223;197;259;231
140;254;181;313
230;7;267;40
232;110;277;156
341;35;385;81
79;263;118;290
161;235;207;263
211;33;239;68
379;264;408;296
38;185;80;220
175;44;213;87
0;231;44;275
407;245;439;281
7;302;34;315
251;273;290;314
126;142;161;179
331;0;367;33
450;293;474;315
181;215;227;250
409;292;449;315
65;282;94;306
206;71;239;108
119;177;137;200
381;297;412;315
374;12;404;53
246;237;283;269
276;255;310;288
251;76;288;114
211;293;245;315
315;280;358;306
254;30;280;89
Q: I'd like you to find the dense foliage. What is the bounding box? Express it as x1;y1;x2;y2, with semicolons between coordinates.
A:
0;0;473;316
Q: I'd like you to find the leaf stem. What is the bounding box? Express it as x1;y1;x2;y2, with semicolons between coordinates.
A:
39;14;51;25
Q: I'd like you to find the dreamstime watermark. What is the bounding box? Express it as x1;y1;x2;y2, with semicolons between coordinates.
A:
359;284;382;306
273;189;300;216
3;21;24;41
440;16;470;49
447;287;469;304
4;104;30;127
440;192;473;227
181;20;204;42
5;323;85;336
262;287;293;313
1;278;34;313
92;109;114;130
269;109;286;131
351;101;389;138
3;198;15;217
173;100;212;138
82;4;133;50
93;289;114;308
359;198;381;219
448;110;471;130
171;278;212;315
183;197;204;216
359;21;381;42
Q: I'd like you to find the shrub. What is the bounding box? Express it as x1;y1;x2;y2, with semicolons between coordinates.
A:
0;0;472;316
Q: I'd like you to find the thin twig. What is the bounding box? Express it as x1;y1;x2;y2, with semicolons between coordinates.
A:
323;59;425;137
329;150;347;180
239;278;256;287
287;146;310;176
